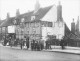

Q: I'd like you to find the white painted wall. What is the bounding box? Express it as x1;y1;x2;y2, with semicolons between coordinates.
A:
41;5;57;22
42;27;53;41
53;22;65;39
41;5;65;40
42;22;65;40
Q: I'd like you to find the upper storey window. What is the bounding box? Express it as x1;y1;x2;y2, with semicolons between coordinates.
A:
48;22;52;27
31;16;35;21
42;21;52;27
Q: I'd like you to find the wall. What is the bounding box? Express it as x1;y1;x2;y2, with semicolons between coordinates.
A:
23;21;41;40
41;5;64;40
42;21;65;40
53;22;65;39
42;27;53;41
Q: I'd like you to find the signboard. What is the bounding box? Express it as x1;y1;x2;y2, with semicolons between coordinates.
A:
8;25;15;33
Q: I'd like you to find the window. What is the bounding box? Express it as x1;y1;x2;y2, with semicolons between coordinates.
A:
27;31;29;34
2;27;5;33
32;28;35;31
35;22;39;27
33;31;36;34
31;16;35;20
41;21;52;27
32;28;36;34
48;22;52;27
31;22;35;27
41;21;47;27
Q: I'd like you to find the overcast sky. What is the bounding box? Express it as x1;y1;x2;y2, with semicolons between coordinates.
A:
0;0;80;29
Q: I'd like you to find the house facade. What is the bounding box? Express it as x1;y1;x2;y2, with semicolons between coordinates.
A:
0;1;67;46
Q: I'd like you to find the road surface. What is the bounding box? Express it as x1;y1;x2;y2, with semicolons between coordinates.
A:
0;46;80;61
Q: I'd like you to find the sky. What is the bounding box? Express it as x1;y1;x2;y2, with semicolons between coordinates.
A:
0;0;80;30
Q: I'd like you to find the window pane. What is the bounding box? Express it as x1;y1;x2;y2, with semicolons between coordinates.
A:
48;22;52;27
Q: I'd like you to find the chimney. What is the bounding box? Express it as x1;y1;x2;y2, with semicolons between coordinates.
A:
34;0;40;13
6;12;10;20
71;18;75;34
57;1;62;21
16;9;20;17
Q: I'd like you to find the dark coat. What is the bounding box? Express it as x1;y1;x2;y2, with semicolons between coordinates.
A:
26;37;29;48
60;39;64;46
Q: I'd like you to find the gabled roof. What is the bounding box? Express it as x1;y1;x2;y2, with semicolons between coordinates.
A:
0;20;4;25
64;24;80;40
64;24;71;39
68;33;76;39
0;17;15;27
22;5;53;22
65;24;71;36
0;5;53;27
33;5;53;20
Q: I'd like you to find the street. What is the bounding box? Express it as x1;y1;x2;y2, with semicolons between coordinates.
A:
0;46;80;61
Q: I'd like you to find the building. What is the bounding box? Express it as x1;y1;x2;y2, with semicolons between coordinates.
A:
0;19;5;40
70;16;80;38
0;1;70;46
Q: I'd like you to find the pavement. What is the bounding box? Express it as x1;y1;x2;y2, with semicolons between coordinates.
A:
44;46;80;55
0;43;80;55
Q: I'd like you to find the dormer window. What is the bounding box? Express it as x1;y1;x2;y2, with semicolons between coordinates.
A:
31;16;35;20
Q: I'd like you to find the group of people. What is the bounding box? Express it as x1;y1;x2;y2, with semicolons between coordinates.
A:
2;36;30;49
60;37;68;49
2;35;67;50
31;39;44;51
45;40;51;49
19;37;29;49
3;37;15;46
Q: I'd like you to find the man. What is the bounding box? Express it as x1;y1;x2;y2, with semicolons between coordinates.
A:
26;37;29;49
37;41;40;51
31;40;34;50
60;38;65;49
39;40;44;50
20;39;23;49
45;40;48;49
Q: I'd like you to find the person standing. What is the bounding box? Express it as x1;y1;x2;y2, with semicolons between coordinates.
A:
26;37;29;49
37;41;40;51
40;41;44;50
46;40;48;49
20;39;23;49
31;40;34;50
60;39;65;49
33;40;36;50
